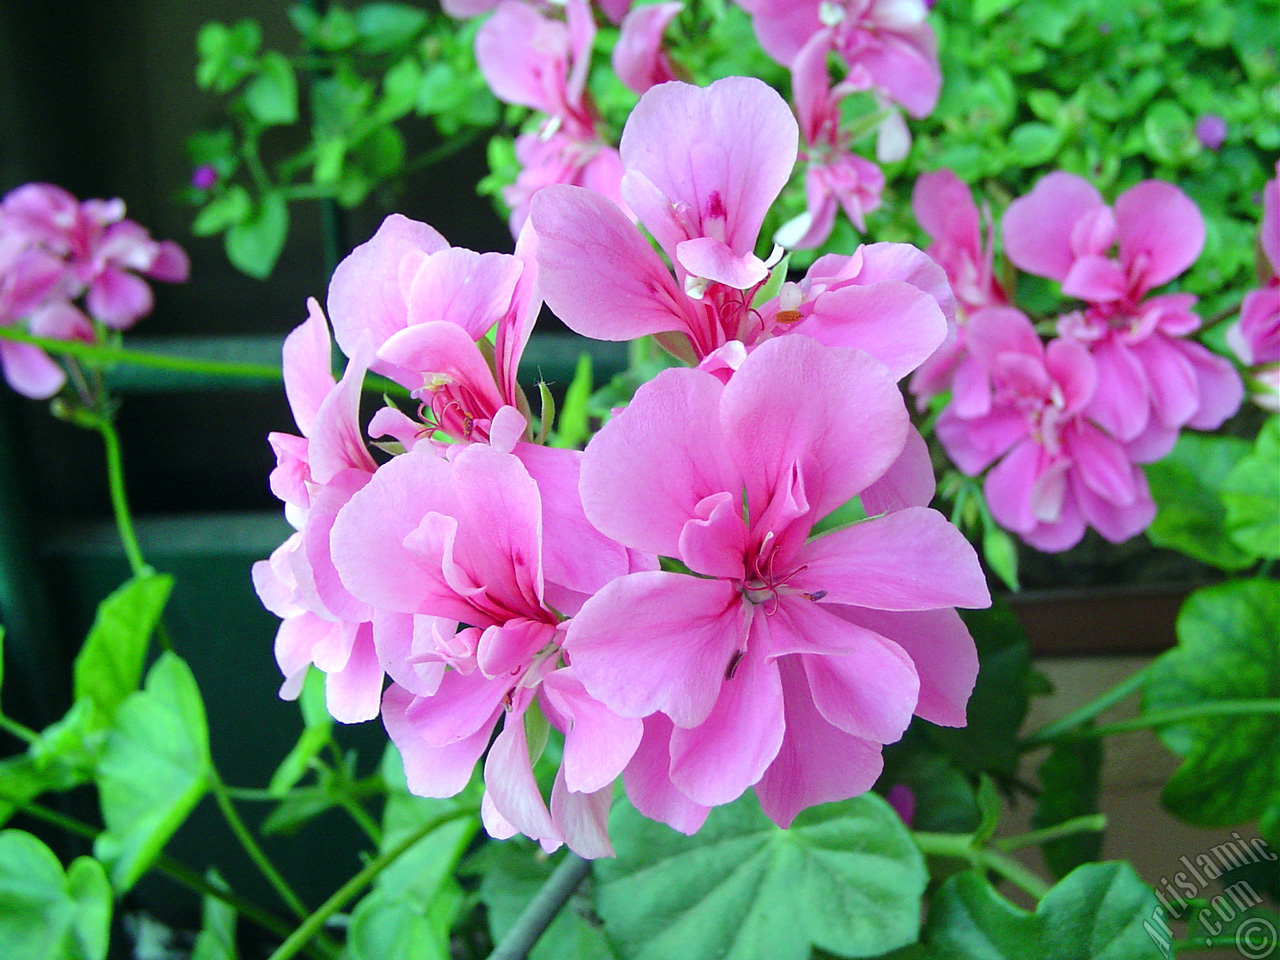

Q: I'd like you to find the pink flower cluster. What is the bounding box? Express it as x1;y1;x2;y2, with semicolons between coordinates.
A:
1228;160;1280;410
0;183;189;398
256;78;988;856
913;170;1243;551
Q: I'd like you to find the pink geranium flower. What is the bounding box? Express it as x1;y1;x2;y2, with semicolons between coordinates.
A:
908;169;1008;408
2;182;189;329
774;30;886;250
331;441;643;856
566;335;988;829
612;2;683;95
1228;161;1280;409
936;307;1156;551
1003;172;1241;456
477;0;628;233
533;77;951;372
736;0;940;117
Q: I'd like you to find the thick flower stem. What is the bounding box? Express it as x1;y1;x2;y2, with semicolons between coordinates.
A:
266;806;481;960
208;767;312;921
913;831;1052;900
93;414;148;579
992;814;1107;854
487;853;593;960
1019;665;1151;750
0;325;283;381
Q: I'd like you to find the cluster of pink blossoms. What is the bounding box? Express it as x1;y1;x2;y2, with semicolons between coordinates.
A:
462;0;938;250
1228;160;1280;410
911;170;1243;551
0;183;189;398
256;78;989;856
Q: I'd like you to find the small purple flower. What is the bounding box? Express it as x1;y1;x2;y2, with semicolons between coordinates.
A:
192;165;219;191
1194;114;1228;151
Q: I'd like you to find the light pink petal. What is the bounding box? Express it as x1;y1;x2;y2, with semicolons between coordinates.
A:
405;248;524;340
1129;334;1200;429
495;221;542;406
623;715;711;835
406;669;510;746
793;507;990;611
1003;172;1106;281
851;26;941;118
383;683;494;798
1073;468;1155;544
1020;485;1087;552
1066;422;1136;505
797;279;948;379
1115;181;1205;294
145;240;190;282
484;714;561;847
678;491;749;579
565;572;746;728
513;442;632;596
477;618;557;678
580;366;735;557
1061;255;1128;303
1178;339;1244;430
475;1;568;114
755;656;884;828
26;301;93;342
0;341;65;399
935;405;1025;475
87;266;152;329
550;770;613;858
827;605;977;728
1261;163;1280;275
950;356;993;418
307;339;377;484
1083;338;1150;441
964;306;1041;368
541;668;644;793
327;214;449;359
530;184;695;342
564;0;596;109
325;623;383;723
1044;337;1097;415
378;320;505;409
859;425;935;515
984;439;1051;534
302;468;374;623
371;611;448;698
721;334;908;522
273;611;339;681
282;299;334;436
772;598;918;743
675;237;768;289
791;28;836;147
619;77;798;255
331;448;475;618
612;2;682;95
668;624;784;806
913;170;980;256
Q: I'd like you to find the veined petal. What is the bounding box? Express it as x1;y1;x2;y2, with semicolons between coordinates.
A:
793;507;990;610
383;683;494;798
565;572;746;728
405;248;524;340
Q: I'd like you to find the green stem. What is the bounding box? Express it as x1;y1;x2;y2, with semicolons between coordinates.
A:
93;415;148;578
208;767;312;920
1081;700;1280;739
992;814;1107;853
266;805;481;960
0;326;284;381
913;831;1052;900
0;714;40;743
0;794;320;957
1020;666;1151;750
487;854;592;960
337;795;382;845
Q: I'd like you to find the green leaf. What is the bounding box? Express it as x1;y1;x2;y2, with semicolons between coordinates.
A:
917;862;1164;959
480;845;615;960
973;0;1018;21
1031;738;1103;879
378;57;423;122
267;668;332;797
1007;122;1063;166
95;653;212;892
552;353;593;449
1143;100;1195;164
225;193;288;280
1142;579;1279;827
973;776;1002;847
595;792;926;960
981;522;1020;592
1145;432;1254;570
190;871;238;960
1222;416;1280;558
353;3;428;54
0;830;112;960
192;186;252;236
244;51;298;126
73;572;172;722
